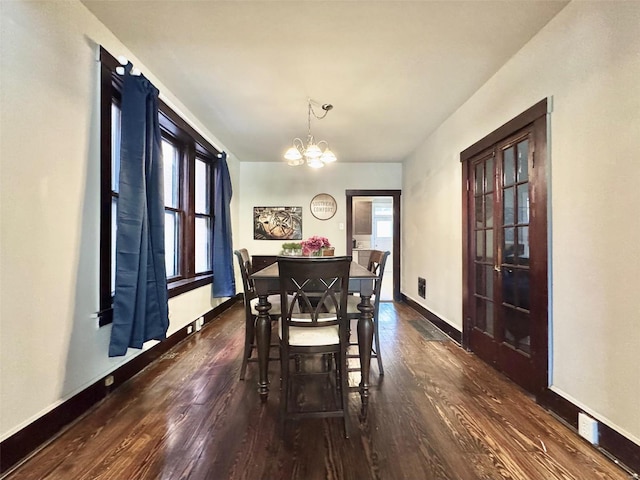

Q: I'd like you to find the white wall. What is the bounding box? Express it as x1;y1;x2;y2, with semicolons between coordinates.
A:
0;1;239;440
237;162;402;257
402;1;640;445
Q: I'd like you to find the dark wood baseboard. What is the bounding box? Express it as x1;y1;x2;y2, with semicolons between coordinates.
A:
539;389;639;476
0;295;241;475
401;294;462;344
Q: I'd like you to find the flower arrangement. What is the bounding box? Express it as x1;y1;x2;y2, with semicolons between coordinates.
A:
301;235;331;256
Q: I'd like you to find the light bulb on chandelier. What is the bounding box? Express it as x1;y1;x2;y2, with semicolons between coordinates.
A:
284;99;337;168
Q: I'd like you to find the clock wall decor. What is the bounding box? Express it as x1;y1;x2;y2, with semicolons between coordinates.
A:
310;193;337;220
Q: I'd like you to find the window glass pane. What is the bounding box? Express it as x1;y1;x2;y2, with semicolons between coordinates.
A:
162;140;179;208
111;197;117;295
195;158;210;214
503;187;515;225
475;196;484;229
503;306;530;353
375;220;392;238
517;139;529;182
485;193;493;228
476;230;484;260
195;216;212;273
374;206;392;215
486;157;494;192
475;265;485;296
503;227;515;264
111;104;121;193
475;297;487;331
517;270;530;310
485;265;494;299
486;229;494;260
474;163;483;194
517;226;530;265
517;184;529;224
165;211;179;277
503;147;515;186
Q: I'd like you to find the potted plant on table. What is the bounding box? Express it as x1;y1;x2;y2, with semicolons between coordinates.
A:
281;242;303;256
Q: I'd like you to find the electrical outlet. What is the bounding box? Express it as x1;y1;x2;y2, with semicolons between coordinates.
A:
187;325;193;335
104;375;114;387
195;316;204;331
578;412;599;445
418;277;426;298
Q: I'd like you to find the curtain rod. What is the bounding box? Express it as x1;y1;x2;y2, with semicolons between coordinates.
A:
115;55;141;76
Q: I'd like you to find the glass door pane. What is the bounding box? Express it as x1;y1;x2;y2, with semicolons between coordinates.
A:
499;139;531;354
472;154;495;336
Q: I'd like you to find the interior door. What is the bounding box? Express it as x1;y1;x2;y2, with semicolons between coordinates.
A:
462;101;548;396
346;190;401;301
372;199;393;300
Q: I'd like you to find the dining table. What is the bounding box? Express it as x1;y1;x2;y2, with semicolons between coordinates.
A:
250;258;378;417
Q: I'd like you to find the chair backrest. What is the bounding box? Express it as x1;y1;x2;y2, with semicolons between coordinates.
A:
368;250;390;307
278;256;351;335
234;249;256;301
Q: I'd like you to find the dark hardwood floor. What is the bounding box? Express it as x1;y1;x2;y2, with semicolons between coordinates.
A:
6;302;631;480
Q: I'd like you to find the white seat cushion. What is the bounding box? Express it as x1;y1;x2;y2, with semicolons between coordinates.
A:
278;314;340;346
325;294;376;314
250;294;282;315
250;294;299;316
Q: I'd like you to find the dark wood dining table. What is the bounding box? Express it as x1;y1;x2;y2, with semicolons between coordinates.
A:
250;259;377;416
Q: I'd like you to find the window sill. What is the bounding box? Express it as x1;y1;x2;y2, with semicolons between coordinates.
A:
168;274;213;298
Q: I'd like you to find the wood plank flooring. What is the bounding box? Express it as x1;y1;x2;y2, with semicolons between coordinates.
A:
6;302;631;480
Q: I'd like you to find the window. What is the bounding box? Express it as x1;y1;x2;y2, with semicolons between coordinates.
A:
99;47;221;326
194;157;212;273
161;138;181;279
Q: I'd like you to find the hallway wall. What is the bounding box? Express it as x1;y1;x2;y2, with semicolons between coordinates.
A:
402;1;640;446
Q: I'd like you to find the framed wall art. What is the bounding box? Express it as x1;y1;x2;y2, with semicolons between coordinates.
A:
310;193;337;220
253;206;303;240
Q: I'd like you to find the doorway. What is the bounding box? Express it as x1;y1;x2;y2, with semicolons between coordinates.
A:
346;190;401;301
461;100;549;396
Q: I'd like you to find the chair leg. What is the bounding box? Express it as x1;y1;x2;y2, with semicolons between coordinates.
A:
280;347;289;433
339;348;350;438
239;315;256;381
373;317;384;376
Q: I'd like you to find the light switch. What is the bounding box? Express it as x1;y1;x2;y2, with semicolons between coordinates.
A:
338;222;344;230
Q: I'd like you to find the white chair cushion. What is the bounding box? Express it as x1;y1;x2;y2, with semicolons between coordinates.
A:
250;294;282;315
326;294;376;314
278;315;340;346
250;294;300;316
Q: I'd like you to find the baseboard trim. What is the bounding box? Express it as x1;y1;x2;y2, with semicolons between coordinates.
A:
539;389;639;476
401;294;462;344
0;295;240;476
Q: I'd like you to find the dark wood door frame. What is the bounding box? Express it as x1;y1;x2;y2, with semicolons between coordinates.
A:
346;189;402;301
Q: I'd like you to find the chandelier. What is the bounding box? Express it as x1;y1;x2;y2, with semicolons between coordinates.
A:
284;99;337;168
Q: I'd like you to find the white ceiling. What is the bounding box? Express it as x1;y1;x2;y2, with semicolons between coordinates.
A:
82;0;568;163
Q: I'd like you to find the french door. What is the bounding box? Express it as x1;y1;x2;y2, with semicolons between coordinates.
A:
462;100;548;396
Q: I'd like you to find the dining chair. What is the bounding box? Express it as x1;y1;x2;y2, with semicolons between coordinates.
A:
234;249;283;381
278;256;352;438
346;250;390;376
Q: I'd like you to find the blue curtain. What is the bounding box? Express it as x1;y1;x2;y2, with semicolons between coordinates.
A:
109;64;169;357
212;153;235;297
